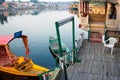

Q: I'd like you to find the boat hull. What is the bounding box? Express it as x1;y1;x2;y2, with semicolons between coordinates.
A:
0;56;49;80
49;47;59;64
49;36;72;65
0;71;39;80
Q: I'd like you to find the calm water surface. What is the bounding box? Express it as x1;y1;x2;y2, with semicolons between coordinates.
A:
0;9;79;69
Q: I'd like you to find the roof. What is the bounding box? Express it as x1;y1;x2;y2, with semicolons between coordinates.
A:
108;0;117;4
0;35;13;45
0;31;22;45
0;31;29;55
84;0;117;4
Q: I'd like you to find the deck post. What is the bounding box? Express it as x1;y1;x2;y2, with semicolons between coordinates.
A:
55;16;75;80
55;22;68;80
72;17;76;64
88;24;90;41
38;74;43;80
104;22;107;40
55;22;63;57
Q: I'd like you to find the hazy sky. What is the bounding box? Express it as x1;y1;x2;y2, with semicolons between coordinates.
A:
39;0;78;2
7;0;78;2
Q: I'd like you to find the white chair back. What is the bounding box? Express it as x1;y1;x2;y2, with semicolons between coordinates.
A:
103;37;117;55
108;37;117;45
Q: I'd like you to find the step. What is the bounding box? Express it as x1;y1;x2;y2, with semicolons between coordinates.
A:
89;32;102;43
90;28;104;34
90;22;105;28
90;32;102;37
90;37;102;43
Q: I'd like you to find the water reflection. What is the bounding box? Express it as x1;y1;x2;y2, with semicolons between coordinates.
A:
0;10;79;69
0;13;8;25
0;9;42;25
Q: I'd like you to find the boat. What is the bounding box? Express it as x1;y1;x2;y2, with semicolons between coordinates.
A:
49;36;72;65
0;31;49;80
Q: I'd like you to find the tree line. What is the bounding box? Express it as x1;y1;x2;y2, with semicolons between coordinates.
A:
0;0;5;4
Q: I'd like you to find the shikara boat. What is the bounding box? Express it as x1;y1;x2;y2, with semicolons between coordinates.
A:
49;36;72;65
0;31;49;80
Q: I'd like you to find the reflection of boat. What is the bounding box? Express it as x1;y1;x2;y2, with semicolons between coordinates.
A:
0;31;49;80
49;36;72;65
0;14;7;24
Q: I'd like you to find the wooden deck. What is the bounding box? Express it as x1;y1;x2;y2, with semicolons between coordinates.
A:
67;40;120;80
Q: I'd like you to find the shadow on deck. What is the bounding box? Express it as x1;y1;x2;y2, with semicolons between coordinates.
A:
67;40;120;80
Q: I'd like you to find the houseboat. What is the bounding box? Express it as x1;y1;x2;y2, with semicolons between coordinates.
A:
66;1;120;80
78;0;120;45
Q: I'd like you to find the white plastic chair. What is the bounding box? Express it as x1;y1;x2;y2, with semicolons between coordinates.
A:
103;36;117;55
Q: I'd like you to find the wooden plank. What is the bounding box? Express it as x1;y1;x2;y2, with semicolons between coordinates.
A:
113;63;119;76
88;74;98;80
114;48;120;63
87;74;93;80
97;75;102;80
106;62;112;76
89;44;95;60
102;76;107;80
92;74;98;80
78;59;85;73
84;59;91;73
74;63;81;72
102;62;107;76
107;76;118;80
97;44;103;61
70;72;80;80
96;43;101;61
117;63;120;76
87;61;92;74
99;62;107;75
67;65;76;79
67;40;120;80
67;66;75;77
90;61;99;74
80;73;88;80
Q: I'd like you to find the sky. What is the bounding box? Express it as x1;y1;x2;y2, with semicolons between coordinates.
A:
6;0;78;2
38;0;78;2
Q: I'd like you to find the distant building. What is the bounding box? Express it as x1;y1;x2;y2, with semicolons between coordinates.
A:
30;0;38;3
2;2;8;8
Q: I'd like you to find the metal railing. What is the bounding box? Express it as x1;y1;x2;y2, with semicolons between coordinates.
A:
55;16;76;80
55;16;76;63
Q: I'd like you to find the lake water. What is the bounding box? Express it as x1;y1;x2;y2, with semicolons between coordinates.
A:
0;9;80;69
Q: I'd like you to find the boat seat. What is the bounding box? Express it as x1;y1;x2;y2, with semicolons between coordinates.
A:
20;64;32;72
15;60;32;72
0;46;12;66
10;53;19;64
0;46;7;56
16;60;28;69
0;55;12;66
